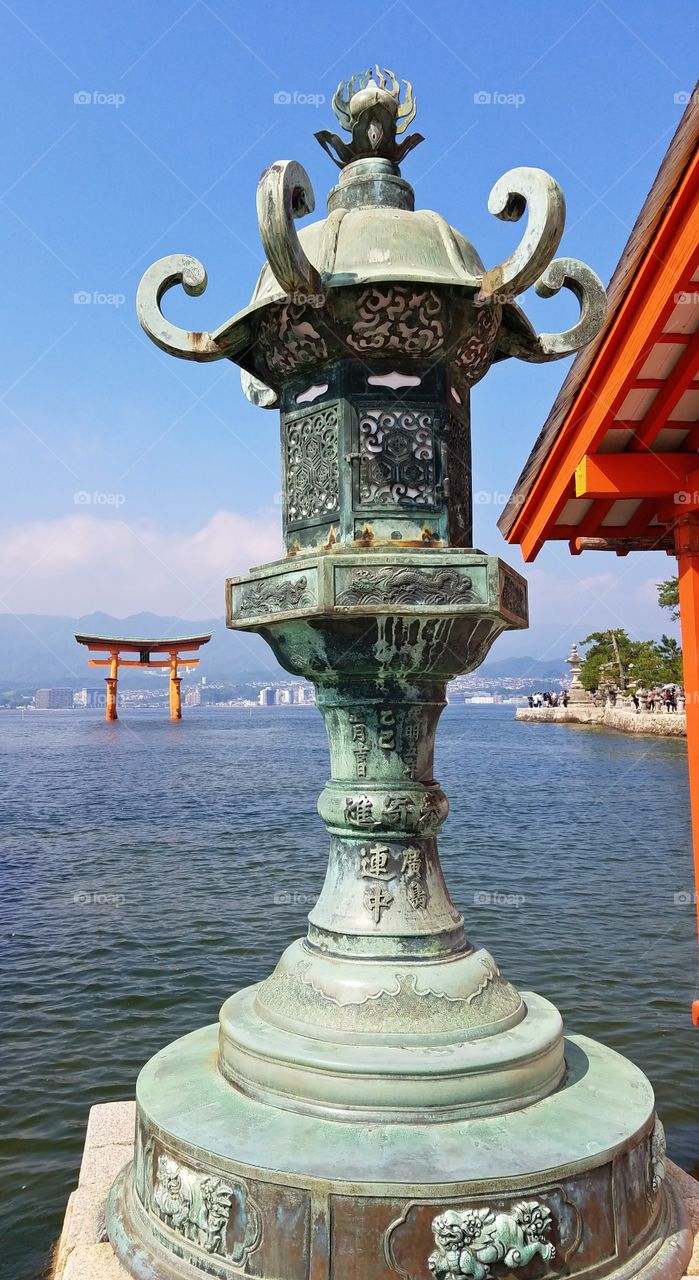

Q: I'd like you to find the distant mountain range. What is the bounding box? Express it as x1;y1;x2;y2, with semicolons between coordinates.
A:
479;655;567;679
0;612;567;688
0;612;277;687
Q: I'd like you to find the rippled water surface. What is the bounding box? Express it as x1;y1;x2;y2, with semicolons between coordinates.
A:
2;705;698;1279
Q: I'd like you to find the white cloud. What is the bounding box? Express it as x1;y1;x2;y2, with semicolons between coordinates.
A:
0;510;281;616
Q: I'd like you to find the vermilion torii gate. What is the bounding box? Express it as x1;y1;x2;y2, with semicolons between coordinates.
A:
74;633;211;721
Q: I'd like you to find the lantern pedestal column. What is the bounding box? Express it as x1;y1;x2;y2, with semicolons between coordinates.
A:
106;549;691;1280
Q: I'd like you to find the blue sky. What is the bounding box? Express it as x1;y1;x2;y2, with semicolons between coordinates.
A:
0;0;695;658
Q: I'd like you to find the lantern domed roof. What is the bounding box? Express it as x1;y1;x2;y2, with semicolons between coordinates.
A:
136;65;607;401
248;159;485;308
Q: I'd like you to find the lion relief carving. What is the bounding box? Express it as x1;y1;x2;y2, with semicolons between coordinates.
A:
429;1200;556;1280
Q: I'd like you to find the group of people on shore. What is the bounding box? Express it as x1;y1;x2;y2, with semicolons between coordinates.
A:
528;692;569;709
630;685;680;712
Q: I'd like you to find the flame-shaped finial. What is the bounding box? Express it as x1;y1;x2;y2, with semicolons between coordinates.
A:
316;66;423;169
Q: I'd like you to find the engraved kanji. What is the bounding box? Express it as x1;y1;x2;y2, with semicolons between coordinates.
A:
419;791;443;827
379;709;396;751
350;717;368;744
406;880;427;910
345;796;376;827
364;883;393;924
359;843;394;880
401;845;423;878
383;794;417;826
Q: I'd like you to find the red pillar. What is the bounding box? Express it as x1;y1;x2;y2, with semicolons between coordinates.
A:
106;652;119;721
674;517;699;1025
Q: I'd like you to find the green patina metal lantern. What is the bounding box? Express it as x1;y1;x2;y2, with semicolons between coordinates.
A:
108;69;691;1280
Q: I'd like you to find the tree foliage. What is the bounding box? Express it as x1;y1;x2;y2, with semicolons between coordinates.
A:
657;576;679;621
579;628;683;691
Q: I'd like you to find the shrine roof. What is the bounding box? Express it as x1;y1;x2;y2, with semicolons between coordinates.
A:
498;87;699;562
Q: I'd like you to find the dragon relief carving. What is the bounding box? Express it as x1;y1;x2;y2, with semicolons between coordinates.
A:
347;286;444;354
336;566;474;607
238;575;313;617
429;1201;556;1280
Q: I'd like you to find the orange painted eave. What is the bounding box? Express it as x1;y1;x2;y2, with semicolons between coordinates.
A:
502;129;699;563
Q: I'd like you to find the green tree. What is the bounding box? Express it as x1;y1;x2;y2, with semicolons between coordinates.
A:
654;634;683;684
580;629;683;691
657;576;679;621
579;629;636;691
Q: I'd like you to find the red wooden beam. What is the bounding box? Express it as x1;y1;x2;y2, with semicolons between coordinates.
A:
575;452;699;499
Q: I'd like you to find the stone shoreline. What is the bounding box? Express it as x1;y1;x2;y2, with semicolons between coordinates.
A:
516;705;686;737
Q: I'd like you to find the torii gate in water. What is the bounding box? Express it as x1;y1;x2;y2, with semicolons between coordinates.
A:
74;633;211;721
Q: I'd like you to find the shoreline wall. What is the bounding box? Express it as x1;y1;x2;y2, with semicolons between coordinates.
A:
515;705;686;737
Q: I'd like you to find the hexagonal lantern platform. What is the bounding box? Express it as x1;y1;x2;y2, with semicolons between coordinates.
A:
106;68;691;1280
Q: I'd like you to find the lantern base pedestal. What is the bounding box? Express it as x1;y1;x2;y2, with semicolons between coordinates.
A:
106;1020;691;1280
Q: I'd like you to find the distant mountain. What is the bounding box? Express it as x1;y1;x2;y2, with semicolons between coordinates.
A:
0;615;568;690
0;612;278;687
480;654;567;679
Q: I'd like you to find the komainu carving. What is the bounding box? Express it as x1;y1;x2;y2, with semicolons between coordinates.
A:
359;408;436;506
336;566;474;607
347;286;444;353
151;1155;260;1259
429;1201;556;1280
285;405;339;522
238;575;312;617
651;1118;667;1192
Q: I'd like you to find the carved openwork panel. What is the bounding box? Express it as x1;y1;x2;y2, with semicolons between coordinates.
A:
450;303;502;391
257;300;328;377
284;404;340;525
346;286;445;354
357;407;437;508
